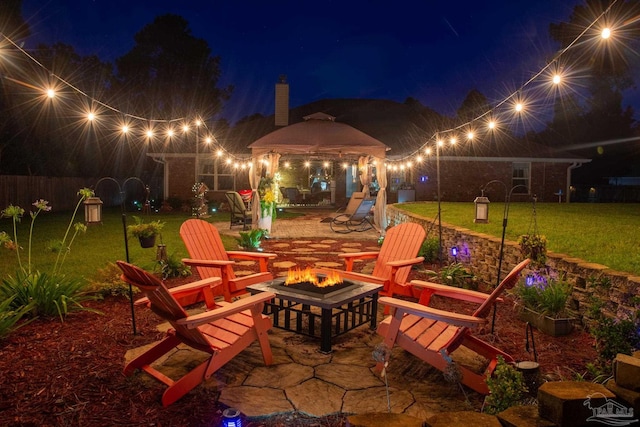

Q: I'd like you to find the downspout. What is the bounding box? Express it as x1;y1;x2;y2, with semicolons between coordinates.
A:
566;162;582;203
151;155;168;201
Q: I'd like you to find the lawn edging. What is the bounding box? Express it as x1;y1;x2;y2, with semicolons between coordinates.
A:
387;204;640;328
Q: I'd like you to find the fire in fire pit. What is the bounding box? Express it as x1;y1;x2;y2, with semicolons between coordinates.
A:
285;267;342;288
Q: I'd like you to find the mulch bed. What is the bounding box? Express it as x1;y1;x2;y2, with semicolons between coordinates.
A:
0;238;598;426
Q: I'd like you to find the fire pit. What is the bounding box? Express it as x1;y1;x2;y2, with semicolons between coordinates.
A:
270;267;360;298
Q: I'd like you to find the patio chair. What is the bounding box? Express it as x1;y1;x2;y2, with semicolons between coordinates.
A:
376;259;530;394
180;219;277;302
225;191;252;230
337;191;365;214
329;197;375;233
117;261;274;406
284;187;305;205
330;222;426;299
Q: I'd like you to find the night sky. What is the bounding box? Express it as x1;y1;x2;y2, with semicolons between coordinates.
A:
21;0;635;125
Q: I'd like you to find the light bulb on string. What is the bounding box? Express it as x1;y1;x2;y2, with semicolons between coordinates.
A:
416;155;423;163
488;119;496;130
601;27;611;39
425;147;432;155
449;137;457;145
167;129;174;138
205;136;212;144
121;125;129;134
216;149;223;157
466;131;475;140
46;88;55;98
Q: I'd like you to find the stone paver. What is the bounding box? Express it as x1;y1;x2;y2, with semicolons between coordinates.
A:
286;378;345;416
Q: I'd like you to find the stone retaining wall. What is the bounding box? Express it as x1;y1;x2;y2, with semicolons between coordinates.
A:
387;204;640;326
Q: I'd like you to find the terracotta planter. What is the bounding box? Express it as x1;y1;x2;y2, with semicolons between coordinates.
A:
517;306;574;337
138;235;156;248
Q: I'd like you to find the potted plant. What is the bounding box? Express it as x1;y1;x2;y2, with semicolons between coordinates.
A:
518;234;547;268
511;271;574;336
236;228;268;251
127;216;164;248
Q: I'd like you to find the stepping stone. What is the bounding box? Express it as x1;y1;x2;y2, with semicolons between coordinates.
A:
285;378;344;416
341;247;364;253
234;269;254;277
294;256;321;261
320;239;338;244
291;248;316;253
341;242;362;247
219;386;293;417
273;261;297;269
308;243;331;248
271;243;291;249
235;260;256;266
292;240;312;244
314;261;342;268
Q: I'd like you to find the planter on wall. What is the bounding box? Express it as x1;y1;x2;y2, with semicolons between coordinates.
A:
518;306;574;337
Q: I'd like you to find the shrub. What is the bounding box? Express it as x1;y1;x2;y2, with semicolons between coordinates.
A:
418;238;440;263
87;262;135;298
484;356;527;414
157;253;191;280
236;228;268;250
590;309;640;371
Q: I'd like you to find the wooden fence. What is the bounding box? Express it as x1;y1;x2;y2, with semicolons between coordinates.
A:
0;176;94;212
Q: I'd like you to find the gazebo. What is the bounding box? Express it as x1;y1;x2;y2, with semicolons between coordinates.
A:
247;112;390;232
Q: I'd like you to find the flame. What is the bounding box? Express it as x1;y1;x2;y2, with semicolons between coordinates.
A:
285;267;343;288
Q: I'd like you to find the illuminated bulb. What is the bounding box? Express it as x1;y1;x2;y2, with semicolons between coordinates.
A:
450;137;457;145
400;164;405;171
304;161;310;167
284;161;290;168
217;149;223;157
226;158;232;164
46;88;55;98
437;139;444;146
182;125;189;133
552;74;561;85
416;155;423;162
602;27;611;39
406;161;412;168
122;125;129;134
425;147;432;155
205;137;212;144
233;162;239;169
146;130;153;138
323;161;329;168
342;162;348;169
167;129;174;137
87;112;95;121
467;131;474;140
488;120;496;130
240;163;247;170
515;103;523;112
195;119;202;127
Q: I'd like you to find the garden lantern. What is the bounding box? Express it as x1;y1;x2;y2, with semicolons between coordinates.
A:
474;195;490;223
84;196;103;225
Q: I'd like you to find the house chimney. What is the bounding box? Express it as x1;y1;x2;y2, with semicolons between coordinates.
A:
275;75;289;127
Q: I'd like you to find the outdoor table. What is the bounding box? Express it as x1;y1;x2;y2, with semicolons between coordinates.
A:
247;277;382;353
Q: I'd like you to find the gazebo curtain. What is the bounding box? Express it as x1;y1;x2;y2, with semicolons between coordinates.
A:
358;156;370;196
250;153;281;227
374;157;387;233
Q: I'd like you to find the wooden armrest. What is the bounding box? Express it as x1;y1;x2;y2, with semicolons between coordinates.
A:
410;280;503;304
338;251;380;260
182;258;235;267
379;296;486;328
387;257;424;268
226;251;277;260
134;277;221;306
177;292;276;328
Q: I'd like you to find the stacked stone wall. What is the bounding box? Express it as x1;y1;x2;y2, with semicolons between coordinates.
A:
387;204;640;326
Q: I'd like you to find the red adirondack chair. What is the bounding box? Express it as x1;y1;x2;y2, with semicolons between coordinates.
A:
180;219;277;302
333;221;426;299
117;261;275;406
376;258;530;394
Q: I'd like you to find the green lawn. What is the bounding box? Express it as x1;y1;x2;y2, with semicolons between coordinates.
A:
397;202;640;276
0;208;302;283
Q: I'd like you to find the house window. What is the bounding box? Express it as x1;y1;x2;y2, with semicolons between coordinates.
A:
199;158;235;191
512;162;530;194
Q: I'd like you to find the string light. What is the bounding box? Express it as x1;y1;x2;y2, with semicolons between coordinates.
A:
0;1;621;170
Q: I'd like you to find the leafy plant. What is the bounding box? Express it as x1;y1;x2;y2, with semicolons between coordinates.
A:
511;271;573;318
87;262;135;298
158;253;191;279
0;271;99;321
418;238;440;263
0;189;98;321
126;216;164;239
589;309;640;371
0;295;34;339
484;356;527;414
425;262;477;289
518;234;547;267
236;228;268;249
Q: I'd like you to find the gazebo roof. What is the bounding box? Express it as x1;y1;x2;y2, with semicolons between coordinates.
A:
248;112;390;158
